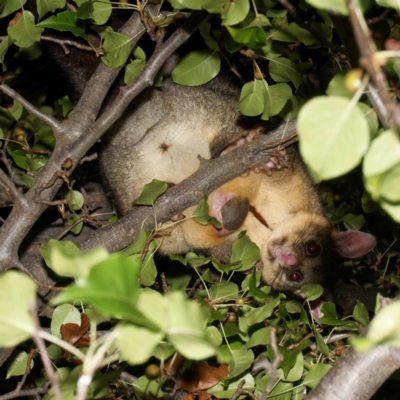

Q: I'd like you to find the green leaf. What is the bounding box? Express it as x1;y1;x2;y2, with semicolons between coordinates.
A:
0;271;36;347
165;291;216;359
270;21;297;42
230;232;260;271
312;324;330;357
278;340;312;377
117;289;167;364
294;22;331;46
243;327;272;349
375;0;397;9
246;297;280;325
41;239;109;278
50;304;81;337
172;50;221;86
226;26;266;48
262;82;292;120
208;373;255;398
139;239;158;286
199;21;219;51
6;149;27;170
363;129;400;177
236;80;265;117
51;255;160;330
37;0;66;19
300;284;323;301
285;300;302;314
248;270;270;299
117;323;164;365
4;100;23;121
37;11;88;39
0;36;12;71
209;282;239;303
6;350;34;379
353;300;369;327
101;27;130;68
318;302;355;327
58;95;74;117
67;213;83;234
0;0;27;18
269;57;301;88
66;189;84;211
221;0;249;25
366;300;400;347
90;0;112;25
135;179;168;205
132;45;146;60
341;213;365;231
228;349;254;378
119;229;148;258
327;71;352;98
124;59;146;84
192;196;216;226
279;95;305;121
304;363;331;388
8;11;44;48
298;96;369;181
305;0;348;15
278;352;304;382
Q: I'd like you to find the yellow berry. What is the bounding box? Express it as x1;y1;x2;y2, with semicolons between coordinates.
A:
344;68;363;93
145;364;161;380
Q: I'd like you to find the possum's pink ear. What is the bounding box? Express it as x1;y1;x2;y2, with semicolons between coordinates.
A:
333;231;376;259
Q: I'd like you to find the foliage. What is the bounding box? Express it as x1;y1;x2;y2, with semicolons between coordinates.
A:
0;0;400;399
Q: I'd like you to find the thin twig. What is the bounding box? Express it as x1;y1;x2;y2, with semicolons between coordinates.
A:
29;301;63;400
41;35;96;54
79;153;98;164
0;169;25;206
0;84;63;135
0;382;51;400
258;328;284;400
15;348;36;391
230;379;256;400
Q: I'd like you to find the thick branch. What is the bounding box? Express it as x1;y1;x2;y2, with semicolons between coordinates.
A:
81;120;297;253
68;10;148;131
0;10;207;273
308;345;400;399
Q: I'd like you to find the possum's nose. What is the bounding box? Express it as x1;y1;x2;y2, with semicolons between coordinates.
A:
274;246;297;266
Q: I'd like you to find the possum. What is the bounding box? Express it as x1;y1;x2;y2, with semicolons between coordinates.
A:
99;77;376;291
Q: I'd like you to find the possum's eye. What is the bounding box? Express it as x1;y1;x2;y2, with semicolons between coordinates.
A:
288;272;303;282
305;240;321;257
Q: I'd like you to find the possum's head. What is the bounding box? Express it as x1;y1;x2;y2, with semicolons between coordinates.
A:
261;214;376;291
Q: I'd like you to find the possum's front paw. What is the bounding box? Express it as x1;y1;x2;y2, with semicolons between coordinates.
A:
255;148;289;175
219;126;264;156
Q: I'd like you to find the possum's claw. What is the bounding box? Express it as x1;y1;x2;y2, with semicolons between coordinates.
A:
255;148;289;175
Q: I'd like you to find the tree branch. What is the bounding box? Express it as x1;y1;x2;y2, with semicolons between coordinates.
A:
0;9;206;273
308;344;400;399
348;0;400;129
81;120;298;253
0;84;63;136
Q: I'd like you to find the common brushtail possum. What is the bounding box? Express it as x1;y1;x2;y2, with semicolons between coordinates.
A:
99;78;376;291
